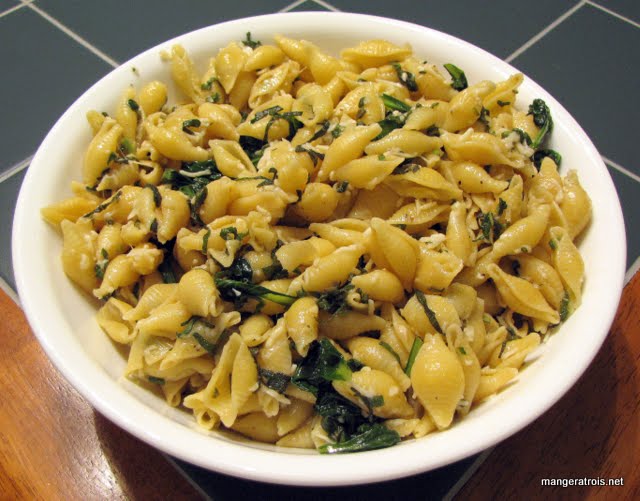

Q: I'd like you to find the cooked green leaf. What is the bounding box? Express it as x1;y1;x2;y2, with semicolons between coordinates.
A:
527;98;553;148
392;63;418;92
291;339;353;396
259;368;290;394
214;278;297;307
319;423;400;454
532;149;562;170
381;93;411;113
443;63;468;91
404;337;424;375
242;31;262;49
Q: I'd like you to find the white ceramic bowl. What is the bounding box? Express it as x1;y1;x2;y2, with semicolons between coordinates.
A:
13;12;626;486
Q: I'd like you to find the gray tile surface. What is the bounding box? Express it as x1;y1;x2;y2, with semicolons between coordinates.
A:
329;0;578;58
0;1;19;13
0;7;112;175
595;0;640;23
0;168;26;290
287;0;330;12
511;4;640;175
36;0;294;63
608;166;640;269
176;454;478;501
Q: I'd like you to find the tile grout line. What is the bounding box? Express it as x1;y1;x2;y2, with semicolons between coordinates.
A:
0;1;30;20
625;256;640;285
603;156;640;184
279;0;308;12
0;154;33;185
311;0;341;11
505;1;586;63
163;455;212;501
586;0;640;29
443;447;495;501
0;275;19;306
27;2;119;68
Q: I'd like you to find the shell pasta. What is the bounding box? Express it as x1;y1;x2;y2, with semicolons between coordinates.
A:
42;33;591;454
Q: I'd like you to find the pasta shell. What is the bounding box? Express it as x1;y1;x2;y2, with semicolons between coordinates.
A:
410;333;465;429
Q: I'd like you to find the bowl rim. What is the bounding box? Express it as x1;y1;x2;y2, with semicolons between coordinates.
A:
12;11;627;486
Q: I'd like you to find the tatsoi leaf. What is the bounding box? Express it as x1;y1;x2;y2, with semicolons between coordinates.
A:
527;98;553;148
347;358;365;372
178;316;221;354
532;149;562;170
356;96;367;120
478;107;490;127
331;124;345;138
146;184;162;207
214;278;297;307
319;423;400;454
217;256;253;283
559;291;570;322
239;135;266;159
415;290;443;335
309;120;330;141
158;256;177;284
374;117;404;140
251;106;303;141
392;161;421;175
127;99;140;112
189;186;208;226
314;283;354;316
119;137;136;155
219;226;248;241
261;250;289;281
251;105;283;123
242;31;262;49
314;389;365;441
177;316;214;338
193;333;217;354
392;63;418;92
202;228;211;254
94;260;108;280
479;212;493;241
82;190;122;218
381;93;411;113
95;248;109;279
477;211;504;243
201;77;216;91
404;337;424;375
182;118;201;135
161;160;221;221
443;63;468;91
497;198;508;216
352;387;384;417
379;341;401;364
259;368;290;394
502;128;532;146
295;145;325;166
291;339;353;396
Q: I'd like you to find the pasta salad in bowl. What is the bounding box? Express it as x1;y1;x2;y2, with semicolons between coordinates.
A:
13;12;625;485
